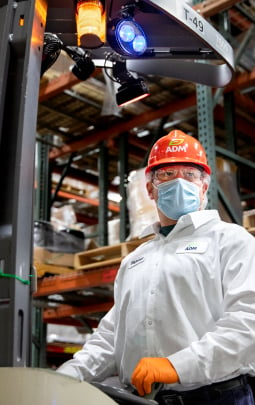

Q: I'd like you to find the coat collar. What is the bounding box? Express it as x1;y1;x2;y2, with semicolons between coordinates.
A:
139;210;220;238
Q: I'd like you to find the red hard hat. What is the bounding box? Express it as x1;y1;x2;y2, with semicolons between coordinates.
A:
146;130;211;174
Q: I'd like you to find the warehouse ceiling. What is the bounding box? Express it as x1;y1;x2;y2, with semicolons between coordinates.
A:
37;0;255;229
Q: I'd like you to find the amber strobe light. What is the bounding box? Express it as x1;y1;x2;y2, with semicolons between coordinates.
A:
76;0;105;48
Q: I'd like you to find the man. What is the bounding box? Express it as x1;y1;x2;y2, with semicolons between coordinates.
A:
57;130;255;405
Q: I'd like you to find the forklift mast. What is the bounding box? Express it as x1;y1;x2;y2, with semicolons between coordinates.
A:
0;0;46;366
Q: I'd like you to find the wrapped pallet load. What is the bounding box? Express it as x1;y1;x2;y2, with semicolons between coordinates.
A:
127;167;159;240
216;157;242;224
34;219;85;269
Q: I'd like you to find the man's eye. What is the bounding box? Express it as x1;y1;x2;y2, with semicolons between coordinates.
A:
165;171;174;176
186;172;194;178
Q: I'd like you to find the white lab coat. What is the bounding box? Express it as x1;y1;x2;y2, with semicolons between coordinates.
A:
57;210;255;391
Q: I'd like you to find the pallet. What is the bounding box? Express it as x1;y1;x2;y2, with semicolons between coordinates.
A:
34;262;75;278
247;227;255;235
74;237;152;271
243;209;255;230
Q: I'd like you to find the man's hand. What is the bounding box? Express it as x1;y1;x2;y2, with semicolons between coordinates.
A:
131;357;179;396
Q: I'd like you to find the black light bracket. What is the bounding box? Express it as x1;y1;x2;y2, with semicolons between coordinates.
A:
41;33;95;81
111;55;136;84
105;52;145;87
64;46;96;80
119;3;137;18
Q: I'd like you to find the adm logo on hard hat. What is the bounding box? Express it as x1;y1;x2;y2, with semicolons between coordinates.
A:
166;138;188;153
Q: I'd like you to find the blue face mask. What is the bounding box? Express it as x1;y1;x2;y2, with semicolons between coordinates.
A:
156;178;201;220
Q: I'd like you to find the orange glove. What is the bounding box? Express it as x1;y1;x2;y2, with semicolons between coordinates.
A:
131;357;179;396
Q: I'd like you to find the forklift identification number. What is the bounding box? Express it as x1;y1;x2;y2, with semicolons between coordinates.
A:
183;7;204;34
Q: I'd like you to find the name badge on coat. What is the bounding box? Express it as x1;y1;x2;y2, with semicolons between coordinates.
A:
176;240;208;254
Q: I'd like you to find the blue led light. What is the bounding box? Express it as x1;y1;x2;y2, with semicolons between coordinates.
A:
119;23;135;43
115;19;147;56
133;35;147;53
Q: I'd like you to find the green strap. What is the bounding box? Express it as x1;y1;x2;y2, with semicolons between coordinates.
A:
0;270;31;285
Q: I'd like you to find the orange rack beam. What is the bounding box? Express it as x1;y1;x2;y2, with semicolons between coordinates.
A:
33;266;118;297
44;301;114;321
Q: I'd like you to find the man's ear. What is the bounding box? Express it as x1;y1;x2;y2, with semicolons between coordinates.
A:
146;182;154;200
202;182;209;194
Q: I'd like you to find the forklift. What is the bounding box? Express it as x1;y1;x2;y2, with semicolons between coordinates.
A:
0;367;158;405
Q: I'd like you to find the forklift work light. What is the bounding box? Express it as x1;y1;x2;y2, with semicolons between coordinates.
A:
108;56;150;106
108;18;147;56
116;78;149;106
